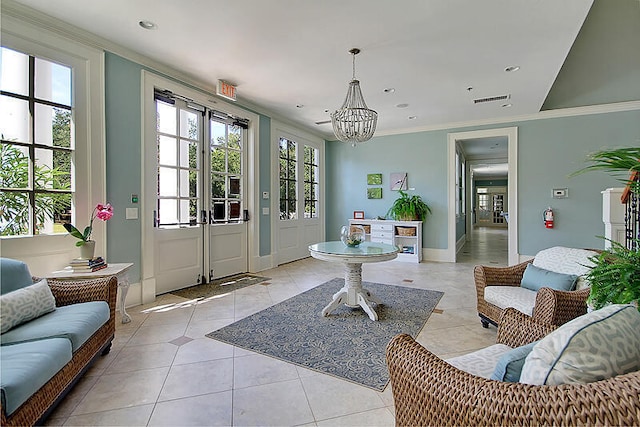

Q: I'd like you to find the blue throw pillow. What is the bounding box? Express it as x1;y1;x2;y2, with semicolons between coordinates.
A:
490;340;538;382
0;258;34;295
520;264;578;292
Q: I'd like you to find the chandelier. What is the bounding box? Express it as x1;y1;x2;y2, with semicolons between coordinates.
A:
331;48;378;146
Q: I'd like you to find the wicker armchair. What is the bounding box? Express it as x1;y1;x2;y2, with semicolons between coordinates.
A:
474;259;590;328
386;308;640;427
1;275;117;427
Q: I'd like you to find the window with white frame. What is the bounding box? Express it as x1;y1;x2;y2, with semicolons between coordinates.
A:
0;46;73;236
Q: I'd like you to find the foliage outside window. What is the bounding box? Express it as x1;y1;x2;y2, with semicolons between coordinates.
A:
156;99;201;227
0;47;73;236
279;138;297;220
303;145;318;218
210;118;243;223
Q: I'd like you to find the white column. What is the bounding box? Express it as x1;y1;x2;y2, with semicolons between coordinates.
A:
602;188;626;248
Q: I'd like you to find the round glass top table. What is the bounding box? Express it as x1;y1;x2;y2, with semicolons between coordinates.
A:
308;241;399;321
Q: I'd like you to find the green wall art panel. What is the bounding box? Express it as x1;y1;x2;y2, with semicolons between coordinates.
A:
367;188;382;199
367;173;382;185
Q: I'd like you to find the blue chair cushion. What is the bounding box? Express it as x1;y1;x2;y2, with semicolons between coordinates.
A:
490;340;538;382
0;338;72;416
0;258;34;295
0;301;109;352
520;264;578;292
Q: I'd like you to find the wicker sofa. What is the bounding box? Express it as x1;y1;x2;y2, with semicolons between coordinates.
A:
474;246;598;328
0;258;117;426
386;307;640;426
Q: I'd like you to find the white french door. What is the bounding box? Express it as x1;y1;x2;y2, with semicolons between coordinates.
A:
274;128;324;265
151;93;249;294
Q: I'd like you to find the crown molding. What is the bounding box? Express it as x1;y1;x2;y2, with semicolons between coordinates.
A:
1;0;328;141
373;100;640;138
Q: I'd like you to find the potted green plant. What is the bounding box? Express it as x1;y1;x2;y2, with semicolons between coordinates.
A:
586;239;640;311
573;147;640;310
387;190;431;221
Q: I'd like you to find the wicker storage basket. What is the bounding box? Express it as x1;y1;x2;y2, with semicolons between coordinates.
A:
396;226;416;236
351;224;371;234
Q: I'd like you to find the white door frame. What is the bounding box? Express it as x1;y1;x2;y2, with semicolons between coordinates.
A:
141;71;260;303
270;120;325;265
447;127;518;265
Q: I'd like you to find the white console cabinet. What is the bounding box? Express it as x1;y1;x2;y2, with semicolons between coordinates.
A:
349;219;423;263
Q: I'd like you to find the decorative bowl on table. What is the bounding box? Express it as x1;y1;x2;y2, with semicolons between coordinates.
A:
340;225;365;247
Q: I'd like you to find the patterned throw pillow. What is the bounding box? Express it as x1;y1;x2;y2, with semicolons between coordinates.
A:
520;304;640;385
532;246;598;290
0;278;56;334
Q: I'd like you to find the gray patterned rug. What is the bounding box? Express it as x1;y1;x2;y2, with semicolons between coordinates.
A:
170;273;270;300
206;278;443;391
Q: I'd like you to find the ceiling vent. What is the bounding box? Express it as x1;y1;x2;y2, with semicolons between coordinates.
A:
473;94;511;104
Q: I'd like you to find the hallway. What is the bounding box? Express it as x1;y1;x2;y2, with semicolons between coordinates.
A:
457;226;509;266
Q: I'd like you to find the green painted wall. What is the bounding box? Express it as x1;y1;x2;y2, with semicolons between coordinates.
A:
258;115;271;256
326;109;640;257
105;54;142;281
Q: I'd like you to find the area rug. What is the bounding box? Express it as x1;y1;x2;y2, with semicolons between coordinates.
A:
170;273;270;299
206;278;443;391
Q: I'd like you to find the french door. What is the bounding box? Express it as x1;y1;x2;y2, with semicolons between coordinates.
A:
153;94;249;294
275;131;324;265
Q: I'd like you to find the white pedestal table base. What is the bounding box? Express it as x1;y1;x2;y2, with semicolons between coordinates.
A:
321;263;382;321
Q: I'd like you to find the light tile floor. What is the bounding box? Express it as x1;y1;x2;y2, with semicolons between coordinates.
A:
46;227;507;426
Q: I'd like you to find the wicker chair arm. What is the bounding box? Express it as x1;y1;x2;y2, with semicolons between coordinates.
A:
496;308;557;347
386;333;640;426
532;287;590;326
473;260;531;290
47;276;117;317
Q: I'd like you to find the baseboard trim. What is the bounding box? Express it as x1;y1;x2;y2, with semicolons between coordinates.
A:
423;248;455;263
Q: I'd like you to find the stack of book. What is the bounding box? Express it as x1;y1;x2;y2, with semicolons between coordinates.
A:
68;256;108;272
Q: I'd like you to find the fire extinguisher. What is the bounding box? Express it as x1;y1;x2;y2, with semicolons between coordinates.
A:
543;207;554;229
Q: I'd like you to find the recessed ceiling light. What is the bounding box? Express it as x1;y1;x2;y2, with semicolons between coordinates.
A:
324;109;330;113
408;116;417;120
396;103;409;108
504;65;520;72
383;88;395;94
139;20;157;30
502;103;512;108
466;86;473;92
296;104;304;108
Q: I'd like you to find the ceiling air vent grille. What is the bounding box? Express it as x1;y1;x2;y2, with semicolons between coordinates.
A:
473;94;511;104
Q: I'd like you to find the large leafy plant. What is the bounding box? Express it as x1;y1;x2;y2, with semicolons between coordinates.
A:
571;147;640;193
586;239;640;311
387;190;431;221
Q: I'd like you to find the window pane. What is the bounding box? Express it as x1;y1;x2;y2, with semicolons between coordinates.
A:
180;109;199;139
158;167;177;197
157;101;176;135
35;104;72;147
179;169;190;197
158;136;177;166
0;144;29;188
35;191;70;234
211;120;226;146
179;199;190;224
0;48;29;96
159;199;177;225
211;147;226;172
189;170;198;198
34;148;55;189
229;201;241;219
213;201;225;220
228;126;241;149
211;174;225;199
229;177;240;198
189;199;198;225
0;95;29;142
228;149;240;174
180;140;198;169
35;58;71;106
0;191;30;236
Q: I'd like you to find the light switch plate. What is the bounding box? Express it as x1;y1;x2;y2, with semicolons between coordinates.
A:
552;188;568;198
125;208;139;219
262;207;269;215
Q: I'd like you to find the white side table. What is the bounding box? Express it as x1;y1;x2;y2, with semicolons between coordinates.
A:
46;263;134;324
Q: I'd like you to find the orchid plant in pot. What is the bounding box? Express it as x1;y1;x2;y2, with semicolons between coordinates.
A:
64;203;113;259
